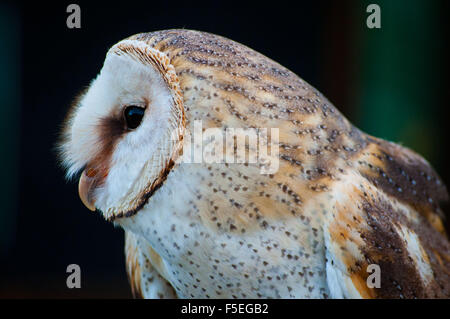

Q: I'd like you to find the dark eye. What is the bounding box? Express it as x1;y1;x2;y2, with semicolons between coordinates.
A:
124;106;145;129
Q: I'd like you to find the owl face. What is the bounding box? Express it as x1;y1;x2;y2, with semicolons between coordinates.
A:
59;40;184;220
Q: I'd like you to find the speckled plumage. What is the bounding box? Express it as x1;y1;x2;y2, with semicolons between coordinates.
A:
60;29;450;298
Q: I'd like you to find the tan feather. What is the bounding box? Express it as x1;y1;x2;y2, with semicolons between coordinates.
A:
124;231;143;298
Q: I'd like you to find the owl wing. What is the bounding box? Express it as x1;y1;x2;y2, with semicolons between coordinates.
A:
323;137;450;298
125;231;178;298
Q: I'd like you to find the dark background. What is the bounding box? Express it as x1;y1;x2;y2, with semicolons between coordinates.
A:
0;0;449;298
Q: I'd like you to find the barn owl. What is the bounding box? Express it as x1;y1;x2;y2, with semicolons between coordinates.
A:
59;29;450;298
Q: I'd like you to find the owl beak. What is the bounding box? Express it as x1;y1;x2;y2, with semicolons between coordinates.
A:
78;168;97;211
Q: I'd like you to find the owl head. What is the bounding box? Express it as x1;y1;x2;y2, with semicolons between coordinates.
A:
59;39;185;221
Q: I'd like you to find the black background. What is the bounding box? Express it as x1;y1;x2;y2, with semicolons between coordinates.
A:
1;0;449;298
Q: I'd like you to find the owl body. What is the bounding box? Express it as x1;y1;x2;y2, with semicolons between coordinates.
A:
60;30;450;298
121;163;331;298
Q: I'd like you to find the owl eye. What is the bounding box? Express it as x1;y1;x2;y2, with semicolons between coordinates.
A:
124;106;145;130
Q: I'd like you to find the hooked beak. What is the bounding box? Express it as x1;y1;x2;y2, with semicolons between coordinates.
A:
78;168;97;211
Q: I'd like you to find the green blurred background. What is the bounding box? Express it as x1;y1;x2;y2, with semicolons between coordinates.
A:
0;1;448;298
